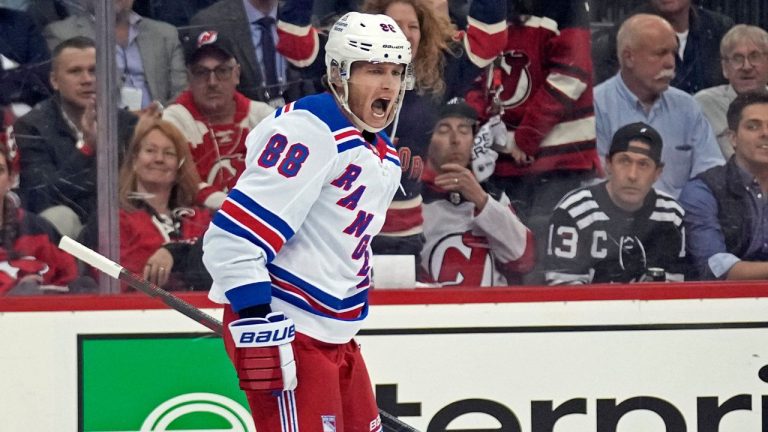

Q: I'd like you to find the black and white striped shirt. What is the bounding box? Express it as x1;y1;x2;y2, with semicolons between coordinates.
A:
544;182;686;285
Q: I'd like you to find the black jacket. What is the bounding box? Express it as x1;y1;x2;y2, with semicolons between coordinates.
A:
14;96;137;221
696;157;752;259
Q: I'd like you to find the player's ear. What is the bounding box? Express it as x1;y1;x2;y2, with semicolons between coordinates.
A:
329;64;343;87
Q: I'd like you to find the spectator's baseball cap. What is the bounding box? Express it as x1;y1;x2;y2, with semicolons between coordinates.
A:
609;122;664;165
438;97;478;122
186;30;236;66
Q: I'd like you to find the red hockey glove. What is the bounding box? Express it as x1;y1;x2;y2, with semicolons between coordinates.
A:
228;312;297;392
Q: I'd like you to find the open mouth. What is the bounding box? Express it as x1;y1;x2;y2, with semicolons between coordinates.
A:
371;98;391;118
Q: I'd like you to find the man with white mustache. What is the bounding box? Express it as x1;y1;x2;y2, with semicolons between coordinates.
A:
594;13;723;199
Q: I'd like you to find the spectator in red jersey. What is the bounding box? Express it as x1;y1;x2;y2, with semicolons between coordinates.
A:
0;142;81;296
82;117;212;291
464;0;600;284
163;30;274;209
188;0;327;105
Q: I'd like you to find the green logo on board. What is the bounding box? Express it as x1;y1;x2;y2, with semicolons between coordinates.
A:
79;334;254;432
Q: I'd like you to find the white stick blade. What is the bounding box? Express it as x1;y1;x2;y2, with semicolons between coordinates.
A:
58;236;123;279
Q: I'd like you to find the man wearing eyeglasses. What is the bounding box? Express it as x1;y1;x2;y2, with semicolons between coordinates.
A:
695;25;768;159
163;30;274;209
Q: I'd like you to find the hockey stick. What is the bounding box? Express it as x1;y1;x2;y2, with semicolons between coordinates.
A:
58;236;420;432
59;236;223;333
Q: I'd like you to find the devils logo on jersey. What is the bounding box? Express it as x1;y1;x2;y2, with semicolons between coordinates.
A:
427;231;497;286
207;154;244;190
195;126;248;192
493;50;532;109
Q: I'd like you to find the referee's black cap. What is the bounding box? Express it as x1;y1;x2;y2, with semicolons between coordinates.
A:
609;122;663;165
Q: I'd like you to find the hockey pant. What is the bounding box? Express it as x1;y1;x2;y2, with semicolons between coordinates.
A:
223;306;382;432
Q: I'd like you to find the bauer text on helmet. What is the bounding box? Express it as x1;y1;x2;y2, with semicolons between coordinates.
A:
325;12;415;133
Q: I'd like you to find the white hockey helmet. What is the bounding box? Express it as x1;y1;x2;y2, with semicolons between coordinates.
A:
325;11;415;133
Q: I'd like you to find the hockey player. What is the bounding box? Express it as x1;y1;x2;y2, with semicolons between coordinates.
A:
544;122;687;284
421;98;535;286
202;12;412;431
268;0;509;272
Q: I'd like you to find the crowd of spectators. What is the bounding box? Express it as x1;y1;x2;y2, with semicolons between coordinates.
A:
1;0;767;295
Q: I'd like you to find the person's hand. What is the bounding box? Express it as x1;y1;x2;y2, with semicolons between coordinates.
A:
492;130;534;166
229;312;297;393
138;101;163;120
143;247;174;287
81;99;98;150
435;163;489;211
509;145;534;166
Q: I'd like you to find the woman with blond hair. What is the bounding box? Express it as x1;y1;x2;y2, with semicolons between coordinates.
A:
84;117;212;291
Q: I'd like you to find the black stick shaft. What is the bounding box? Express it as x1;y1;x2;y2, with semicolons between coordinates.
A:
118;269;223;334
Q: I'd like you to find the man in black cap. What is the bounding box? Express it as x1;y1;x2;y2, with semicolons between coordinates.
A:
544;122;688;284
419;98;535;286
162;30;274;209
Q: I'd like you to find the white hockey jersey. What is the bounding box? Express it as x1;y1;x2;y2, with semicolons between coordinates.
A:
420;175;535;286
203;93;402;344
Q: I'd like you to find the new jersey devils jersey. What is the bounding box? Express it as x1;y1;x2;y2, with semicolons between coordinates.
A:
203;93;401;344
465;0;599;176
0;208;78;294
544;182;686;284
420;173;535;286
163;91;274;193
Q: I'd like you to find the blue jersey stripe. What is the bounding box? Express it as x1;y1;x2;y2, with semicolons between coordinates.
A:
337;139;367;153
228;189;295;241
385;155;401;166
212;212;276;262
268;264;369;310
272;289;369;322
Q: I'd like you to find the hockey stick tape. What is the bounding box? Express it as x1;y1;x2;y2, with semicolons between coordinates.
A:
59;236;123;279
